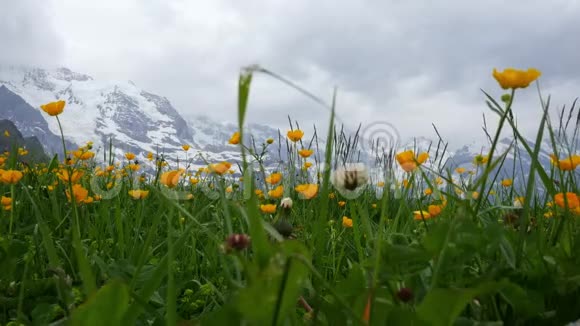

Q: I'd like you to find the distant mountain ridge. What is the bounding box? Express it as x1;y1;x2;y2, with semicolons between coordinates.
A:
0;65;560;182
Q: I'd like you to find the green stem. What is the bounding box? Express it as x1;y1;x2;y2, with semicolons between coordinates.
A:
9;184;15;234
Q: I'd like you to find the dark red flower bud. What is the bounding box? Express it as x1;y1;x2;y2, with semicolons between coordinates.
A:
396;287;413;303
225;234;251;251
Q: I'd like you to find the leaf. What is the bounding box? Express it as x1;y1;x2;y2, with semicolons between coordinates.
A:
417;282;504;326
236;241;310;325
70;279;130;326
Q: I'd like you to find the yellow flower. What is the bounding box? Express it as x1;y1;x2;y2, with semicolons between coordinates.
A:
182;144;191;151
147;152;154;161
295;184;319;199
413;210;431;220
287;129;304;142
1;196;12;207
189;178;199;185
550;154;580;171
125;152;136;160
338;201;346;207
455;167;466;174
73;150;95;161
266;138;274;144
0;170;23;184
377;181;385;187
435;177;444;185
128;189;149;200
402;179;410;188
160;170;184;188
127;164;140;172
260;204;277;214
298;148;314;158
428;204;442;217
492;68;541;90
424;188;433;195
58;169;83;184
66;184;89;204
265;172;282;185
209;162;232;175
268;185;284;199
371;203;377;209
342;216;353;228
501;179;513;187
328;192;336;199
471;191;479;199
303;162;313;170
554;192;580;210
40;100;66;116
228;132;240;145
3;130;9;137
396;150;429;172
473;154;489;165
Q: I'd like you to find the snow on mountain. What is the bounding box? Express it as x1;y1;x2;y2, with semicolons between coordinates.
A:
0;65;194;164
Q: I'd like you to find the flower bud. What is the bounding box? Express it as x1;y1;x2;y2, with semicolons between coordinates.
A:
225;234;251;252
396;287;413;303
501;93;512;103
280;197;293;209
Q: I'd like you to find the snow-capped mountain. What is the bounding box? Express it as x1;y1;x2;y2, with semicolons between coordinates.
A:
0;65;289;169
0;65;196;163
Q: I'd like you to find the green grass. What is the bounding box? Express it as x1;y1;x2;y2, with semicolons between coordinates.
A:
1;67;580;325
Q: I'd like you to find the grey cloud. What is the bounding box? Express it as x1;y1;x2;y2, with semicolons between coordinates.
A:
0;0;64;66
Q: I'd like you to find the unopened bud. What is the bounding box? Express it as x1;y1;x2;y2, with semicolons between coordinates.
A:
225;234;251;252
280;197;293;209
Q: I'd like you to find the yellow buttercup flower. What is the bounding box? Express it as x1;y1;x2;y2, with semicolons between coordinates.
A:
266;138;274;144
492;68;541;90
473;154;489;165
295;184;318;199
0;170;23;184
455;167;466;174
58;169;83;184
287;129;304;142
147;152;154;161
501;179;513;187
40;100;65;116
125;152;136;160
73;150;95;161
550;154;580;171
128;189;149;200
298;148;314;158
66;184;89;204
209;162;232;175
182;144;191;151
4;130;9;137
265;172;282;185
260;204;277;214
268;185;284;199
229;132;240;145
160;170;184;188
396;150;428;172
554;192;580;211
342;216;353;228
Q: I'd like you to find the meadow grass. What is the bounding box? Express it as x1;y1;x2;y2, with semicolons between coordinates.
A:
1;67;580;325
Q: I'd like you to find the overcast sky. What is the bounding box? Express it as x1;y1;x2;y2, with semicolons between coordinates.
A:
2;0;580;148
